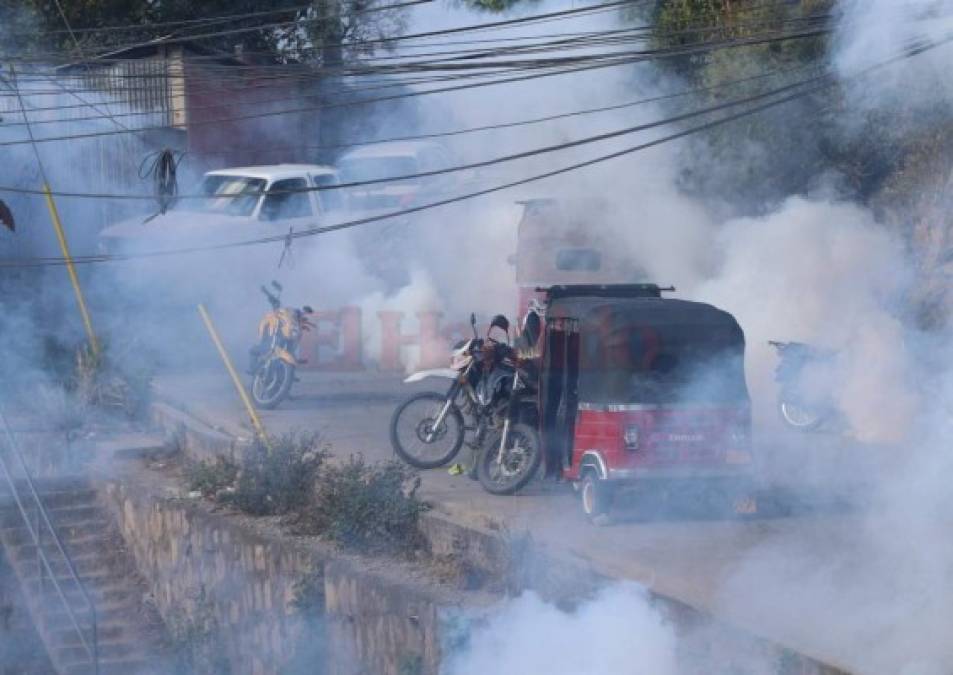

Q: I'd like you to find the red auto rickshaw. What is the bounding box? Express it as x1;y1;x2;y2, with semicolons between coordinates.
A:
534;284;755;520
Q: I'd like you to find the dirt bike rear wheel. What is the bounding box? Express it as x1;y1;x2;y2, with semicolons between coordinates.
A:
477;423;541;495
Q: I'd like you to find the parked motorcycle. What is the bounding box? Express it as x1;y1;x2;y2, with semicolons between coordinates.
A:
474;320;542;495
769;340;838;431
248;281;313;409
390;308;543;496
389;313;489;471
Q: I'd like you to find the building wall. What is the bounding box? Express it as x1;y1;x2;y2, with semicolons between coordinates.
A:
183;59;316;169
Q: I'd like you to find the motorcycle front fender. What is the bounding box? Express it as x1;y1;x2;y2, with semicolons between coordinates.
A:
403;368;458;384
274;347;297;366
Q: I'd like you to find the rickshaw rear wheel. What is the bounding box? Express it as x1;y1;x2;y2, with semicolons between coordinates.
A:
580;472;614;521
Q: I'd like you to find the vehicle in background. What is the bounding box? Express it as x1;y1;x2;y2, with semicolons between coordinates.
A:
511;198;650;314
389;313;488;472
249;281;314;409
535;284;756;522
336;141;455;211
98;164;340;253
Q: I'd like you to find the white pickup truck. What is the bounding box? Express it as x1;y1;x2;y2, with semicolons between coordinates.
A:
99;164;340;254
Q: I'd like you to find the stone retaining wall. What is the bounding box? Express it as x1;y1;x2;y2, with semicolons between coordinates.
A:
97;472;458;675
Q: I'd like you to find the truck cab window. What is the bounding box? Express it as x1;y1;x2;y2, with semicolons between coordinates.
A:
260;178;312;220
311;173;342;212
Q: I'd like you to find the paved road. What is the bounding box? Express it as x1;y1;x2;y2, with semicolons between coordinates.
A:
154;370;931;675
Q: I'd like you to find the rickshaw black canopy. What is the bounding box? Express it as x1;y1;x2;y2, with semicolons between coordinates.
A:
547;294;748;405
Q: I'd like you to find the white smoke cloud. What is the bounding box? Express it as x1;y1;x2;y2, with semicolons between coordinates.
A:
690;196;918;442
835;0;953;109
443;585;678;675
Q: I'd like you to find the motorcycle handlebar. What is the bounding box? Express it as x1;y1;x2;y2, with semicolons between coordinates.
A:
261;285;281;310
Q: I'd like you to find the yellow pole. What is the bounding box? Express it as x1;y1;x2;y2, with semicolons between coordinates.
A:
43;184;100;355
197;304;271;447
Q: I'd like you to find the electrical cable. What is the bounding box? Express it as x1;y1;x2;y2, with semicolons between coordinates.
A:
1;30;945;270
31;1;342;36
0;48;823;169
2;0;825;77
138;149;186;215
9;10;832;85
0;14;831;132
0;16;831;129
0;0;646;63
0;25;831;146
0;64;833;203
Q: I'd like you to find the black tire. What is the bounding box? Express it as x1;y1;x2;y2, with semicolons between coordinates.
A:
251;359;294;409
477;423;541;495
580;471;614;520
390;392;465;469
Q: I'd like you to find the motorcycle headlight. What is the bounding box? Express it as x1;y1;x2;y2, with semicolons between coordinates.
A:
623;424;640;450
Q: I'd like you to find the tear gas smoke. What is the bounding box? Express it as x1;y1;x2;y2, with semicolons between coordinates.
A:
6;0;953;674
691;196;917;442
443;585;679;675
835;0;953;112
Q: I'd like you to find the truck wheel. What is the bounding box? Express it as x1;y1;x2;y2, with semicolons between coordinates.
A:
580;471;613;522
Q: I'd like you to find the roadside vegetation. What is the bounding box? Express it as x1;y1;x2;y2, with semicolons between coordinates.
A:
185;432;429;556
35;337;153;422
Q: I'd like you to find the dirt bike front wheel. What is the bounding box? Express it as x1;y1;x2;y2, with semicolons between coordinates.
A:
390;392;465;469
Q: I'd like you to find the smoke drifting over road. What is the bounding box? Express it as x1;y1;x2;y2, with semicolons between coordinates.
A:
5;0;953;673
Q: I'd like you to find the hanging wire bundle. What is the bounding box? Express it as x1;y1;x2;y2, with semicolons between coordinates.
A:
138;148;185;216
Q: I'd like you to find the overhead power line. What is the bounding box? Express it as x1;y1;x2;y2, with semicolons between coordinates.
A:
0;0;648;63
7;7;831;86
0;25;830;147
4;37;947;270
0;12;832;130
2;31;946;270
29;1;333;36
0;63;831;203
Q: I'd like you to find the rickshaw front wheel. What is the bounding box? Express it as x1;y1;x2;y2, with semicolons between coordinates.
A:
580;472;614;521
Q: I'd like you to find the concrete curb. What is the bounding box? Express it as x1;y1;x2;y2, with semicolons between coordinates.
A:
151;400;252;465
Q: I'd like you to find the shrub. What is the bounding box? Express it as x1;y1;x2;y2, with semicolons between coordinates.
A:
227;432;328;516
74;340;152;418
301;456;429;554
186;457;239;499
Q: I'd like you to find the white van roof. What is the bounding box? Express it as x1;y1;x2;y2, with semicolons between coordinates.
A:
206;164;337;181
338;141;446;160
